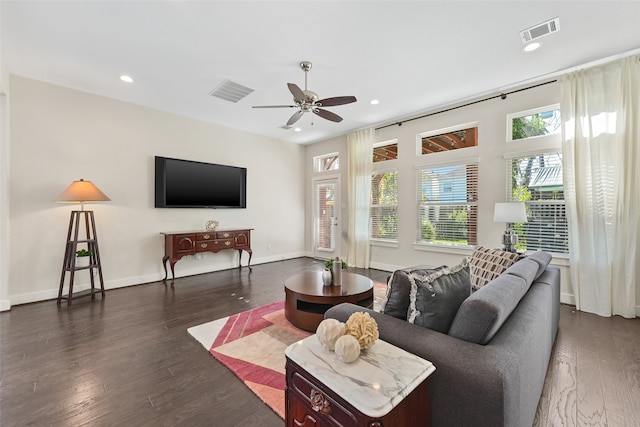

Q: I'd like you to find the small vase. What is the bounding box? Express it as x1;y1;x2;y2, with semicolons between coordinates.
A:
332;257;342;286
322;268;332;286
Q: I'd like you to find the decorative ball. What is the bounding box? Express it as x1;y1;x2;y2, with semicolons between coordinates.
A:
316;319;345;350
345;312;379;350
334;334;361;363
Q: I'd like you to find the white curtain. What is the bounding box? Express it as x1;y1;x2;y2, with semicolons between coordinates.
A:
561;55;640;318
346;128;374;268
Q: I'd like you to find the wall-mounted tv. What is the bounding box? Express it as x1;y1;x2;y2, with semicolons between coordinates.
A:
155;156;246;209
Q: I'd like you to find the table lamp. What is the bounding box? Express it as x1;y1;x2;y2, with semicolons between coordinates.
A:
493;202;527;252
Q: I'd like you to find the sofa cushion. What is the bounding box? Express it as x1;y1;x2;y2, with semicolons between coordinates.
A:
504;258;539;290
448;273;527;344
469;246;520;290
381;266;443;320
527;251;553;280
406;258;471;333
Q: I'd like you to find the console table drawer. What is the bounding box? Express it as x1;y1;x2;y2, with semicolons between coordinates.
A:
216;231;235;239
196;232;215;240
196;239;234;251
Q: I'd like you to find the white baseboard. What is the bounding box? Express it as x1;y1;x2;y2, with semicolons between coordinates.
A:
4;252;308;308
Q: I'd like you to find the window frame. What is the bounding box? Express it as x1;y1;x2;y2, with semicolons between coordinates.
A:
370;168;398;243
415;159;479;249
506;104;560;143
373;139;398;163
416;121;479;157
313;152;339;172
504;149;568;254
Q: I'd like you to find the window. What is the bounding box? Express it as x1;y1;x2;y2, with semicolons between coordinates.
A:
373;140;398;163
508;105;560;141
314;153;339;172
419;125;478;155
371;171;398;241
507;152;568;253
416;163;478;246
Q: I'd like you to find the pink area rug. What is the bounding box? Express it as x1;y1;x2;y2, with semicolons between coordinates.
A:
187;281;387;418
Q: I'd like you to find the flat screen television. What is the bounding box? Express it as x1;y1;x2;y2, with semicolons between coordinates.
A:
155;156;246;208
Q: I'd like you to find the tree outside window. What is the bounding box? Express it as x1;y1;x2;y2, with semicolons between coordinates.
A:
371;171;398;241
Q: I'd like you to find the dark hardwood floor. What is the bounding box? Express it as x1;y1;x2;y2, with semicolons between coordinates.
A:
0;258;388;427
1;257;639;426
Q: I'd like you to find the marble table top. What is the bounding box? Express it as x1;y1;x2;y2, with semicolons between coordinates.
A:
285;335;435;418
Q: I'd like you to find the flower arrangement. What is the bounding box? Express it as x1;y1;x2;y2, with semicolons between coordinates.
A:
316;312;379;363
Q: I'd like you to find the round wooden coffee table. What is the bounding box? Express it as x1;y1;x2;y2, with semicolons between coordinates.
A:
284;271;374;332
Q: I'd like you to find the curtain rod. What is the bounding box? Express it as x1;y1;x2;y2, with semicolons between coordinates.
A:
375;79;557;131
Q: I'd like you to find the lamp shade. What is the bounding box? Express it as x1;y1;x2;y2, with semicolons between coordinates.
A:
56;179;111;204
493;202;527;223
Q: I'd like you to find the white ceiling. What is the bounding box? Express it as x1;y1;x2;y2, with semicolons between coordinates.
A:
2;1;640;145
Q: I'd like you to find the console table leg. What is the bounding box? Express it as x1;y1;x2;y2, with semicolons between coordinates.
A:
162;256;169;281
169;260;177;283
247;249;253;271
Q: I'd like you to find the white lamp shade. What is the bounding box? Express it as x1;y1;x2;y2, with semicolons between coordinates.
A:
494;202;527;223
56;179;111;203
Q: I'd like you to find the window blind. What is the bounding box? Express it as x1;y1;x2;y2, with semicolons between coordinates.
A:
507;152;568;254
371;171;398;240
416;163;478;246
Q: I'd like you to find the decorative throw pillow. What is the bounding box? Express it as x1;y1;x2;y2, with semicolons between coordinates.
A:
469;246;520;290
406;258;471;333
380;266;444;320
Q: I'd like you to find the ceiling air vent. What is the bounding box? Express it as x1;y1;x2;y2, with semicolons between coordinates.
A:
520;17;560;43
209;79;254;103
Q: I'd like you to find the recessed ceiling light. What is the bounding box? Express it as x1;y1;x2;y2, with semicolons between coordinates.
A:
370;99;380;105
294;127;302;132
523;42;542;52
120;75;134;83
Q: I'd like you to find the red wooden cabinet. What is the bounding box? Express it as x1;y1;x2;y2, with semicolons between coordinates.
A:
161;228;253;281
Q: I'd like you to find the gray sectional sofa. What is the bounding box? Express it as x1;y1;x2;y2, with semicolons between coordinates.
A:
325;252;560;427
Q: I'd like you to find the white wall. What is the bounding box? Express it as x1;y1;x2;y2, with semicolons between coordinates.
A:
6;75;306;308
306;81;574;305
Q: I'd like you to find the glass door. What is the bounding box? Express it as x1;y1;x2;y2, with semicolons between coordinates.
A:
313;178;340;260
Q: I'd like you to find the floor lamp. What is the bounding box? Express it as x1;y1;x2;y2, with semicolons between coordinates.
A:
56;179;110;305
493;202;527;253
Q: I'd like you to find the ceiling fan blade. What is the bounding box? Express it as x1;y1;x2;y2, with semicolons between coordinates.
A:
287;83;306;101
317;96;357;107
313;108;343;123
286;110;304;126
252;105;297;108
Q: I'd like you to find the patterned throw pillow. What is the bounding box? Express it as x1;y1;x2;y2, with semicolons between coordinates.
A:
381;266;444;320
469;246;521;290
406;258;471;333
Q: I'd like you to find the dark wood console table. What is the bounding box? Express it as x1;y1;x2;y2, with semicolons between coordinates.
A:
161;228;253;281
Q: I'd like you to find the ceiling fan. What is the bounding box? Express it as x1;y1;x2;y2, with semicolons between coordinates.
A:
252;61;357;126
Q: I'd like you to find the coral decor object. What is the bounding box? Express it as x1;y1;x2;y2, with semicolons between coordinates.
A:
334;334;361;363
316;319;345;350
345;312;379;350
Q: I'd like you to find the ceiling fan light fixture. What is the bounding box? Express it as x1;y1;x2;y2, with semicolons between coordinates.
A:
253;61;357;124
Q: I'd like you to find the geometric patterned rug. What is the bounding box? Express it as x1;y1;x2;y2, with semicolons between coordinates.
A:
187;300;309;418
187;281;387;418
